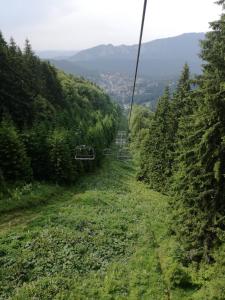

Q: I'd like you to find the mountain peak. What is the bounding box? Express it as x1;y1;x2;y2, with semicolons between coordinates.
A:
51;32;205;107
70;32;205;62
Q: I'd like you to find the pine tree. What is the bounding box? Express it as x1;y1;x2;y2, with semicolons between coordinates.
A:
0;32;119;184
138;87;174;190
9;37;17;54
24;39;34;57
171;64;191;135
0;120;32;181
173;2;225;262
0;32;9;121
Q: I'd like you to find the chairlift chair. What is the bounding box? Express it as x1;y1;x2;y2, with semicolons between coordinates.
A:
75;145;95;160
115;138;127;146
115;138;122;145
121;138;127;146
117;131;127;139
103;148;113;156
119;131;127;136
117;147;132;160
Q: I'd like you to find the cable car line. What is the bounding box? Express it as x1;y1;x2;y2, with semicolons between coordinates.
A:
105;1;148;161
128;0;148;127
75;0;148;160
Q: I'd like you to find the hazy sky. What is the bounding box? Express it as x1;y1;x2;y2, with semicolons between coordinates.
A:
0;0;222;50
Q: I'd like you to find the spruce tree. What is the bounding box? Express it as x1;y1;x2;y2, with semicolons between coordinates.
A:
138;87;174;190
173;1;225;262
171;64;191;135
0;31;119;184
0;120;32;181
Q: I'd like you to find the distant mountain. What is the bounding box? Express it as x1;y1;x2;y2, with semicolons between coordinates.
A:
70;44;137;61
36;50;78;60
50;33;205;108
67;32;204;78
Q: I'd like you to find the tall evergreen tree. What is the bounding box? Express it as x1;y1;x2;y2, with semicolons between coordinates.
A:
138;87;174;190
0;32;119;183
171;64;191;135
173;1;225;262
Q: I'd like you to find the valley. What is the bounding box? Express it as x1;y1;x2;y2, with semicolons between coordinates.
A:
46;33;204;108
1;1;225;298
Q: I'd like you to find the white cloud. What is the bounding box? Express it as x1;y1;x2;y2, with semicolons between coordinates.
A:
0;0;222;50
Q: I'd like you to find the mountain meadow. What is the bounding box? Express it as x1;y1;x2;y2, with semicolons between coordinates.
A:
1;0;225;299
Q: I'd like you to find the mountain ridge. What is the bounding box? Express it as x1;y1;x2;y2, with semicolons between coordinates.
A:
69;32;204;63
48;33;205;107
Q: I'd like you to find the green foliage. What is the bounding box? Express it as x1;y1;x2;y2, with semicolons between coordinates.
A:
0;120;32;182
22;123;50;180
130;105;152;137
47;129;75;183
171;8;225;263
131;4;225;293
0;157;184;299
13;276;72;300
32;95;56;123
133;87;175;191
165;263;192;289
131;64;193;190
0;182;63;214
0;32;119;184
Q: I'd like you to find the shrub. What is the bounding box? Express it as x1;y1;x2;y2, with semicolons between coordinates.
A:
166;262;192;288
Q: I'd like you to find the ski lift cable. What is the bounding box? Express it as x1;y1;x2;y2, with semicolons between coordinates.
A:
128;0;148;127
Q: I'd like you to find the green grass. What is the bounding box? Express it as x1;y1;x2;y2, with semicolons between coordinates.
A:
0;182;65;215
0;157;199;299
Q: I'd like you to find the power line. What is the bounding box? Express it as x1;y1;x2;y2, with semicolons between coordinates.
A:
128;0;148;127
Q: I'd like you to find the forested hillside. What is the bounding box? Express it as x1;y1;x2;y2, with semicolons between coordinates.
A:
50;33;203;108
0;32;119;190
55;33;203;77
131;1;225;297
1;1;225;298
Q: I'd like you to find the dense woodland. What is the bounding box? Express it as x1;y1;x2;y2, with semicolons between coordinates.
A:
130;1;225;297
0;32;119;189
1;1;225;299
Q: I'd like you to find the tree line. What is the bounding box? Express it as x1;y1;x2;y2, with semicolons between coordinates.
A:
130;0;225;273
0;33;120;186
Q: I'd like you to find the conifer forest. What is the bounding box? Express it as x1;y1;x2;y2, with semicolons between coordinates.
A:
1;1;225;299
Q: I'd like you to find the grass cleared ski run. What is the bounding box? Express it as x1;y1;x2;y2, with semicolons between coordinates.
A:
0;157;195;300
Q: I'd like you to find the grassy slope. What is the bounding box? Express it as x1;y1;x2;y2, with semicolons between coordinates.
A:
0;157;197;299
